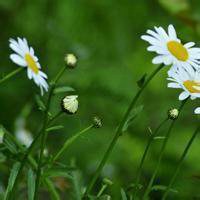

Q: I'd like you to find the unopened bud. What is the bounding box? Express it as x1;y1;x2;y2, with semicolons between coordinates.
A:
64;53;77;68
168;108;179;120
61;95;78;114
93;116;102;128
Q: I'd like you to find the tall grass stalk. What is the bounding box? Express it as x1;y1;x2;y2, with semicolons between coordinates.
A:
84;64;165;197
162;125;200;200
132;118;169;199
142;99;188;199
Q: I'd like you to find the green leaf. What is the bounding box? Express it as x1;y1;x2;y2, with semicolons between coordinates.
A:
151;185;178;194
122;105;144;132
35;95;46;111
27;168;35;200
120;188;127;200
98;195;111;200
137;74;147;88
43;168;72;179
46;125;64;132
54;86;75;94
4;162;21;200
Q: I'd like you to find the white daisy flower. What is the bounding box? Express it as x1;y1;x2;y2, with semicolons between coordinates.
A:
167;67;200;100
9;37;48;95
61;95;78;114
194;107;200;114
141;24;200;70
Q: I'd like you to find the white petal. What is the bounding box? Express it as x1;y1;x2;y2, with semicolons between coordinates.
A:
168;24;177;40
152;56;164;64
179;91;189;100
168;82;181;88
10;54;27;67
194;107;200;114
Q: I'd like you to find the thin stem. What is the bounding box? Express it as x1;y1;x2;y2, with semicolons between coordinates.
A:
51;125;93;163
97;185;107;197
162;125;200;200
133;118;169;199
34;86;54;199
84;64;164;197
52;65;66;84
0;68;24;85
142;99;188;199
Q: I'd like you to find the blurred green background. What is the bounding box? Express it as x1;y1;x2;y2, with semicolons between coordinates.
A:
0;0;200;199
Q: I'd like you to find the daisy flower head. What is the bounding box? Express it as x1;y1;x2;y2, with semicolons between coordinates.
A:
167;67;200;100
141;24;200;70
194;107;200;114
9;37;48;95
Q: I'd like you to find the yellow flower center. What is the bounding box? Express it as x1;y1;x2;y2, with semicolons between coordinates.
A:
25;54;39;74
183;80;200;93
167;41;189;61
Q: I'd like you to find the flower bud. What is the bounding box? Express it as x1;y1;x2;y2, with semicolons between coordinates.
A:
168;108;179;120
64;53;77;68
61;95;78;114
93;116;102;128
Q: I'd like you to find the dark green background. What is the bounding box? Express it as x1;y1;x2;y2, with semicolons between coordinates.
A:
0;0;199;199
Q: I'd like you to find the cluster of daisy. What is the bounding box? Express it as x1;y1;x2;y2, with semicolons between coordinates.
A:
142;24;200;114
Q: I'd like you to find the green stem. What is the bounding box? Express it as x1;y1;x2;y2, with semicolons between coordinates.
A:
51;125;93;163
133;118;169;199
84;64;164;197
34;66;67;199
142;99;188;199
162;125;200;200
0;68;24;85
34;86;55;199
48;111;63;126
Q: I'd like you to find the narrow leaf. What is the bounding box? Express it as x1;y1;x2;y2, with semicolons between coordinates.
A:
151;185;178;194
137;74;147;88
27;168;35;200
44;179;60;200
122;105;144;132
43;168;72;179
4;162;21;200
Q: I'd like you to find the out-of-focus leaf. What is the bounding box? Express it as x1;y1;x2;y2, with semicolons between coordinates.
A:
98;195;111;200
0;153;6;163
158;0;189;14
151;185;178;194
122;105;144;132
137;74;147;88
46;125;64;132
153;136;166;140
27;168;35;200
44;178;60;200
120;188;127;200
54;86;75;94
4;162;21;199
35;95;46;111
